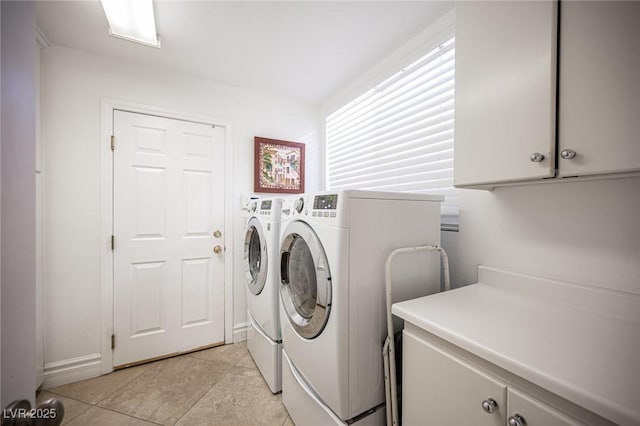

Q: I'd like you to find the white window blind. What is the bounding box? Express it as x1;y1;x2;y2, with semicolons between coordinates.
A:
326;36;457;217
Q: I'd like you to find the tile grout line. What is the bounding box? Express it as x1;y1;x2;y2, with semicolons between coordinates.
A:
89;405;165;426
41;389;94;406
41;390;163;426
46;343;255;425
169;384;213;426
169;358;245;426
95;358;211;424
37;390;93;425
100;355;240;425
95;361;166;407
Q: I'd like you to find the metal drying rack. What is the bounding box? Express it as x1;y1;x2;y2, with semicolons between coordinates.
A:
383;245;451;426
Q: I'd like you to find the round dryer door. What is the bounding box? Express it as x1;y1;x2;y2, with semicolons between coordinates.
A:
280;221;331;339
244;217;268;295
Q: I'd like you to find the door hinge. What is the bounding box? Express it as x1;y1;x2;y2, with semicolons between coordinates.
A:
110;135;115;151
111;235;115;250
111;334;115;350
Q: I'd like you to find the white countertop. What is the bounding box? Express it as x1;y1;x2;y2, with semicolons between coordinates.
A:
392;267;640;426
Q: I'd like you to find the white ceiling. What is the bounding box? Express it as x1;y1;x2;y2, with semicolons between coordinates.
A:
36;1;453;105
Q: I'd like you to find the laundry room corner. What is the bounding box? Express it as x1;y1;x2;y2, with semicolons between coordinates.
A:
39;44;321;387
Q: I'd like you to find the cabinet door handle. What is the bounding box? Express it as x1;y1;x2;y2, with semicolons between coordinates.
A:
529;152;545;163
508;414;526;426
560;148;577;159
481;398;499;413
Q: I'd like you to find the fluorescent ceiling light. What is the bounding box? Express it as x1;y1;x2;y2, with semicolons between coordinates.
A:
100;0;160;48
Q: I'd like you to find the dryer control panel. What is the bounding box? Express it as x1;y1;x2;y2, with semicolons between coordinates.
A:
311;194;339;219
313;194;338;210
282;193;342;222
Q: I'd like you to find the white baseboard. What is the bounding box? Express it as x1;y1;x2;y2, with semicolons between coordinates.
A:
42;353;102;389
43;323;250;388
233;321;250;343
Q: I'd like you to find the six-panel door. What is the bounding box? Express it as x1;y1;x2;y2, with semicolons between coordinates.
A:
113;110;226;367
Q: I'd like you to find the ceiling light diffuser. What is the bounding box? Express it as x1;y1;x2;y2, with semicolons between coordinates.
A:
100;0;160;48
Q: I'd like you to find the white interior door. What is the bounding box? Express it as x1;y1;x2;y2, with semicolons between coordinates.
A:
113;110;225;367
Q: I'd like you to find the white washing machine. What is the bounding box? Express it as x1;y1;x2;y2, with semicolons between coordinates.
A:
278;190;443;425
244;197;283;393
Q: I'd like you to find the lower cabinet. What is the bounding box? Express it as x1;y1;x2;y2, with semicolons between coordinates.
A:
402;329;581;426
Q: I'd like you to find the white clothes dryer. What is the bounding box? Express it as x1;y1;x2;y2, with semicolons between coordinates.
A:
244;197;283;393
279;190;443;424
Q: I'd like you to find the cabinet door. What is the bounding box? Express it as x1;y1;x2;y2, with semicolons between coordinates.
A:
558;1;640;177
454;1;557;187
507;388;582;426
402;330;506;426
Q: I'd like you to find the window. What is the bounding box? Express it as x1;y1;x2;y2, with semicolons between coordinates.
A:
326;36;457;218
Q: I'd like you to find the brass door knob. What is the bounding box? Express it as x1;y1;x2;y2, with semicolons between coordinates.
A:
213;245;222;254
213;230;222;238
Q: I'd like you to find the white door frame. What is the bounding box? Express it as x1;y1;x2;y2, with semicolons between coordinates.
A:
100;98;234;374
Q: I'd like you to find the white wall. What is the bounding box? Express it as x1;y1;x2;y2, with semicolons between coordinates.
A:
323;10;454;118
1;0;3;403
1;1;37;407
1;0;3;404
41;45;320;381
442;177;640;294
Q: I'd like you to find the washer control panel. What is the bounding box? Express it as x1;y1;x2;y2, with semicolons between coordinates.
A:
259;199;272;216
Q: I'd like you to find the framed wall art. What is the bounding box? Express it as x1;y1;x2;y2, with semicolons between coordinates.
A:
254;137;305;194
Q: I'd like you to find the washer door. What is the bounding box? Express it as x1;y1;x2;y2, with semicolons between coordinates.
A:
244;217;268;295
280;221;331;339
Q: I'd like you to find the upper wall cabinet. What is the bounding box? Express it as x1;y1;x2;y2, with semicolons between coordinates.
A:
454;1;640;189
454;1;557;187
558;1;640;178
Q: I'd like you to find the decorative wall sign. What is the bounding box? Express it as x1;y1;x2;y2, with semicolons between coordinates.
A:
254;137;305;194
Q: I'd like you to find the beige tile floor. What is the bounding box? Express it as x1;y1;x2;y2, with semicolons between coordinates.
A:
38;342;294;426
